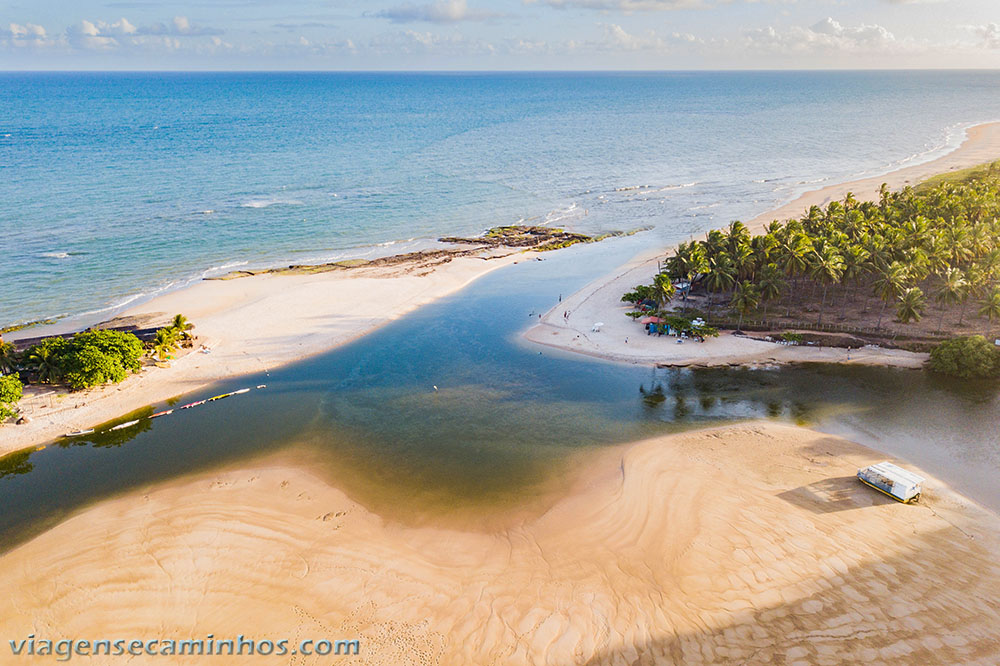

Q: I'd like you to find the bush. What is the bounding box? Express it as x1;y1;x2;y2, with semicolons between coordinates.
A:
25;329;144;390
928;335;1000;379
0;373;23;421
621;285;656;305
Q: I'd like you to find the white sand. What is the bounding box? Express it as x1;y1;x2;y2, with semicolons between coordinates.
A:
2;423;999;665
4;251;534;458
525;122;1000;370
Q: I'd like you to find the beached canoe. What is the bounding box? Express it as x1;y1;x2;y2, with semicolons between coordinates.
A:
110;419;141;431
63;429;95;437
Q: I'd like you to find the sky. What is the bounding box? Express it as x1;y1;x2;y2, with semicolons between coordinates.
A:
1;0;999;70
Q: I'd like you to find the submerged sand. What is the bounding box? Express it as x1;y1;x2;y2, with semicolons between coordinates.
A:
525;122;1000;369
2;422;999;665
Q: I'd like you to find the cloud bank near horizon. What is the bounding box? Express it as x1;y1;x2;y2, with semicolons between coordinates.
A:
2;0;999;69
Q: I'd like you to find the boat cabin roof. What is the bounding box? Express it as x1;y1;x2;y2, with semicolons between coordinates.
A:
863;461;925;487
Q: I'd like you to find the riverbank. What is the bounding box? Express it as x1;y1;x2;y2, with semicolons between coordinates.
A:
525;122;1000;369
2;247;538;459
2;422;998;664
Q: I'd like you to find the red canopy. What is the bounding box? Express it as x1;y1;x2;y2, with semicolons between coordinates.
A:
640;316;663;324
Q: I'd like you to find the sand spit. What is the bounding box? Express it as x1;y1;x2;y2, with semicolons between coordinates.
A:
2;422;999;665
525;122;1000;369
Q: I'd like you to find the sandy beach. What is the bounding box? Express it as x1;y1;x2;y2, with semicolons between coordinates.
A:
2;250;536;459
524;122;1000;370
2;422;999;665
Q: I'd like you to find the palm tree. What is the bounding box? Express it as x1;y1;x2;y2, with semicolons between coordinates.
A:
961;263;985;326
0;341;17;375
978;286;1000;335
896;287;926;324
171;314;194;340
809;247;845;326
840;244;870;318
652;273;675;311
730;281;760;332
757;264;787;320
934;267;967;334
703;254;736;313
27;345;60;384
153;328;180;362
873;262;909;330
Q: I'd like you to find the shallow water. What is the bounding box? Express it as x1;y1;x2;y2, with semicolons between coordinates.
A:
2;240;998;551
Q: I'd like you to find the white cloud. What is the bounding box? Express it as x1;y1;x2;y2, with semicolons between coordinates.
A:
63;16;223;51
744;17;900;54
595;23;701;51
139;16;224;37
2;22;52;48
370;29;496;54
375;0;501;23
66;20;119;50
969;23;1000;49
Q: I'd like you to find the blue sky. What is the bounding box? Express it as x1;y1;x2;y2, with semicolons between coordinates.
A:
2;0;999;69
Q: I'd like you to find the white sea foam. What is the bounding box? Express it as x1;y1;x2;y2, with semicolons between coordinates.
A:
544;202;579;225
199;260;249;279
76;292;148;318
240;198;303;209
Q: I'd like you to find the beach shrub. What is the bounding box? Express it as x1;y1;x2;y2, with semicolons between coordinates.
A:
25;330;144;389
927;335;1000;379
0;373;23;421
621;285;656;305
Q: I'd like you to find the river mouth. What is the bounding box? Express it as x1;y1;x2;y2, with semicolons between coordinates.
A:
2;239;999;552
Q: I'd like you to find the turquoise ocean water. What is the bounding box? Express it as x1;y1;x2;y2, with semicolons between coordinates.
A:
4;71;1000;328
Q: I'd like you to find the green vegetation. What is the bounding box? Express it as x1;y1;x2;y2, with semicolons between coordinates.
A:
928;335;1000;378
627;161;1000;338
0;373;22;421
0;340;16;374
151;314;195;361
51;331;142;389
20;329;144;390
0;314;195;401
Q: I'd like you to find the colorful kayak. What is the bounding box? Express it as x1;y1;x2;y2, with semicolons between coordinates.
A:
179;399;207;410
110;419;140;431
150;409;174;419
208;387;251;402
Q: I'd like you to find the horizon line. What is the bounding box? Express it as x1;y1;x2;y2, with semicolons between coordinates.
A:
3;67;1000;74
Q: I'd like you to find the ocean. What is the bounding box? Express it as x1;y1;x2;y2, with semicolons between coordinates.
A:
4;70;1000;329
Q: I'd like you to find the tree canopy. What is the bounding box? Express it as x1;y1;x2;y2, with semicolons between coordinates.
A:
23;329;144;390
928;335;1000;379
0;373;23;421
627;160;1000;337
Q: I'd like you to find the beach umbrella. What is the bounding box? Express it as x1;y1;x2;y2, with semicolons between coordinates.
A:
640;316;662;324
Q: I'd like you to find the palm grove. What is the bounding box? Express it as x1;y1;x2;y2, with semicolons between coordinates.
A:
624;162;1000;377
0;315;194;421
